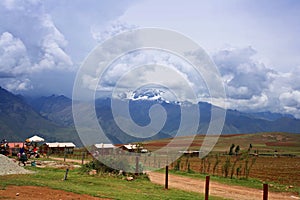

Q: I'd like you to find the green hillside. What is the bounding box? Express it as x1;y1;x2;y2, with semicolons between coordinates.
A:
0;87;81;145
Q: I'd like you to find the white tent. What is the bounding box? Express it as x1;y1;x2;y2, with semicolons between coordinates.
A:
28;135;45;142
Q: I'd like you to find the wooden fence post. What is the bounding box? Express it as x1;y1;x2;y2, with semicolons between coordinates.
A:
165;165;169;189
135;156;139;175
64;168;69;180
205;176;210;200
63;145;67;162
263;184;268;200
81;152;85;165
46;149;50;158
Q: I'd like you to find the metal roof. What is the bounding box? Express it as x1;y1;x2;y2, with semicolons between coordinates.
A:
46;142;76;148
122;144;139;150
94;143;116;149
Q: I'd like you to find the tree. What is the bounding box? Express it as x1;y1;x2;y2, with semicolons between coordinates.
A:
236;164;242;178
235;145;240;156
201;156;206;173
230;156;240;179
206;155;211;173
242;152;257;179
212;154;220;175
223;156;231;178
229;144;235;155
248;144;253;153
174;158;181;171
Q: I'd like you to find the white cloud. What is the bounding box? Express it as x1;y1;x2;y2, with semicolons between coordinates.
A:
0;0;135;93
279;91;300;108
91;21;137;43
0;32;31;75
32;14;73;72
213;46;300;117
2;78;32;91
96;49;204;102
0;1;73;73
225;93;269;111
213;46;273;99
0;0;74;91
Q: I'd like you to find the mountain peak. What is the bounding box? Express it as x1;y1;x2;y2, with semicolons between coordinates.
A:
118;88;166;102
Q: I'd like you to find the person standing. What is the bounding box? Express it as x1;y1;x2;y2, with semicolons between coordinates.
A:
19;152;28;166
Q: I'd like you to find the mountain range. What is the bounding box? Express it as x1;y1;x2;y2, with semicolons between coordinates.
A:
0;87;80;145
0;86;299;146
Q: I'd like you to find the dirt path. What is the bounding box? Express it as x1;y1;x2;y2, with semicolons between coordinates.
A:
49;157;89;164
148;172;300;200
0;185;110;200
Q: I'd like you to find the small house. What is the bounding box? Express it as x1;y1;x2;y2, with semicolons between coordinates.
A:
120;144;148;153
92;143;116;155
42;142;76;154
178;150;200;157
7;142;24;156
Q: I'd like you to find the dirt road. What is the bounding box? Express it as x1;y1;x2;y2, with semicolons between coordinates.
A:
148;172;299;200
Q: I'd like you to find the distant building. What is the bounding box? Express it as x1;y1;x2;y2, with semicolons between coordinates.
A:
7;142;24;156
92;143;116;155
178;150;200;157
41;142;76;154
120;144;148;153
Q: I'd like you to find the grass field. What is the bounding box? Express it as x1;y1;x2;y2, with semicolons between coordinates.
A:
0;166;226;200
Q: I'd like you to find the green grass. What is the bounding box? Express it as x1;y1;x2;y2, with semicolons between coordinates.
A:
0;167;227;200
164;169;300;195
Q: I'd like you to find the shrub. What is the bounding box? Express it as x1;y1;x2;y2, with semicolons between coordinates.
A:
80;157;131;175
223;156;231;178
212;154;220;175
174;158;181;171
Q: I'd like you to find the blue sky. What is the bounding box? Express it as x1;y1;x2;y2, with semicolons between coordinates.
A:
0;0;300;117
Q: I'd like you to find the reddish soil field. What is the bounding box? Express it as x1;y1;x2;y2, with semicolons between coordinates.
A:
0;185;110;200
144;133;300;187
250;157;300;186
174;156;300;187
265;142;298;146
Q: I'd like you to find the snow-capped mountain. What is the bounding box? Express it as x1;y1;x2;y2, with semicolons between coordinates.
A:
1;86;299;146
116;88;189;106
118;88;166;101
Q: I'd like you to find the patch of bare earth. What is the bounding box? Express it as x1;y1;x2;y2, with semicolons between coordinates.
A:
148;172;300;200
0;185;110;200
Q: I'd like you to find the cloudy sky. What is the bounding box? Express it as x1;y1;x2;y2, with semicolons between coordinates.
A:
0;0;300;118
